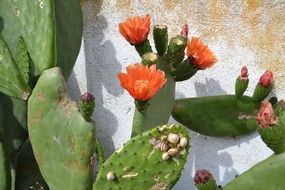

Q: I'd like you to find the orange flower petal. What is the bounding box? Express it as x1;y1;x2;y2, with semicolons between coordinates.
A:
187;37;217;70
118;14;151;45
118;63;167;101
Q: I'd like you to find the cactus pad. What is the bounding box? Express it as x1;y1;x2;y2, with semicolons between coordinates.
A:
13;0;56;76
172;95;259;137
0;34;30;99
223;152;285;190
28;67;95;190
93;124;190;190
54;0;83;78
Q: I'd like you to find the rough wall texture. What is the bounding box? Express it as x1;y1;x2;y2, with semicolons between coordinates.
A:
67;0;285;189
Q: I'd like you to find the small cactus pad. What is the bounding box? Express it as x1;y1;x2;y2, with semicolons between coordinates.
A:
93;124;190;190
223;152;285;190
172;95;259;137
54;0;83;78
0;33;30;99
13;0;56;76
28;67;95;190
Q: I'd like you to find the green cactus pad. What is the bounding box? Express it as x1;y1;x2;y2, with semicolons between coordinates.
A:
252;84;271;102
132;59;175;137
13;0;56;76
54;0;83;78
172;95;259;137
14;140;48;190
0;0;21;57
153;25;168;56
28;67;95;190
0;114;11;190
223;152;285;190
0;34;30;99
93;124;190;190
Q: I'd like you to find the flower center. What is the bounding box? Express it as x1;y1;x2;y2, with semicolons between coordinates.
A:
134;80;150;93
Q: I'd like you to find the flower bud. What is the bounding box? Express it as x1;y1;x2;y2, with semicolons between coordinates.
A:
235;66;249;99
194;170;219;190
180;24;189;38
252;71;273;102
259;70;273;87
79;92;95;122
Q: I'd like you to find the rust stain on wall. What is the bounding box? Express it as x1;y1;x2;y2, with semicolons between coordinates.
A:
110;0;285;91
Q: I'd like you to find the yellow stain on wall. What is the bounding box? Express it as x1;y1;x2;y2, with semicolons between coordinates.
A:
113;0;285;91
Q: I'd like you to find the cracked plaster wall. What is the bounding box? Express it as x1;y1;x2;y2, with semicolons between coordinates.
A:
67;0;285;189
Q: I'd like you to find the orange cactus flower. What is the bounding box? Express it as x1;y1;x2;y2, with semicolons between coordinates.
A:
186;37;217;70
118;64;167;101
119;14;151;45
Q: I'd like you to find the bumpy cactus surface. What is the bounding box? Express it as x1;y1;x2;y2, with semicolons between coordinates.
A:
28;67;95;189
223;152;285;190
93;124;190;190
172;95;259;137
0;34;30;99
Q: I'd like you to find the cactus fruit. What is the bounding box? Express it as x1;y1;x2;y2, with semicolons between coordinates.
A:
0;33;30;100
28;67;95;189
93;124;190;190
172;95;259;137
194;170;219;190
153;25;168;55
223;152;285;190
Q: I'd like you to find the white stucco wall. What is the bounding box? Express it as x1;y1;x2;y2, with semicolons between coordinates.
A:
68;1;285;189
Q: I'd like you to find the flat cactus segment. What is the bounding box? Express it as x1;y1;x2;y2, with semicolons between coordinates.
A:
0;34;30;100
93;124;190;190
0;0;21;57
54;0;83;79
223;152;285;190
14;140;48;190
28;67;95;190
0;111;11;190
172;95;259;137
132;59;176;137
13;0;56;76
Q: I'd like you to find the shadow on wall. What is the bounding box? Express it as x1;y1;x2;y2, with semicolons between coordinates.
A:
173;80;258;189
81;0;123;158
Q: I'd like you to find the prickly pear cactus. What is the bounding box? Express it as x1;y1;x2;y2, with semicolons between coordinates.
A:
13;0;56;76
172;95;259;137
54;0;83;78
93;124;190;190
223;152;285;190
28;67;95;190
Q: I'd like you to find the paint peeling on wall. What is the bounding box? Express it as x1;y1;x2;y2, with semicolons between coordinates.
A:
82;0;284;93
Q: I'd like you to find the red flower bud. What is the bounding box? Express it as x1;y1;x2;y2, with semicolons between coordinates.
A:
259;70;273;87
256;101;278;128
240;66;248;80
180;24;189;38
194;169;212;185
